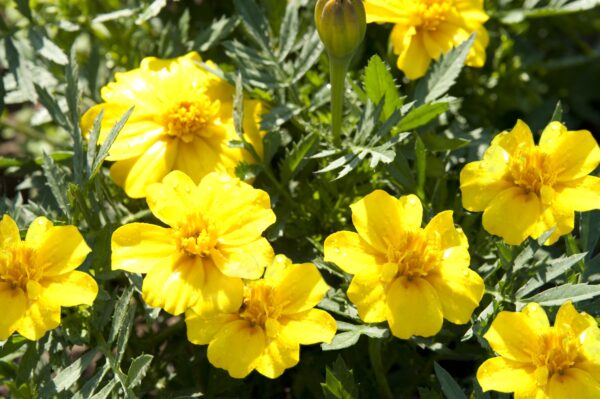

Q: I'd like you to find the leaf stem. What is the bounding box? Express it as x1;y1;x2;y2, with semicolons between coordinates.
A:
368;338;394;399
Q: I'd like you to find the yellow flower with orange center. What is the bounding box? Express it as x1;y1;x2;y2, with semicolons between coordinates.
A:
477;302;600;398
0;215;97;341
111;171;276;316
460;120;600;245
185;255;336;379
323;190;484;339
81;52;265;198
364;0;489;79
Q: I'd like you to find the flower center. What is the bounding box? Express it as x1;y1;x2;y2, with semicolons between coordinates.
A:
412;0;453;31
162;96;220;143
383;230;441;282
174;213;218;257
0;243;41;291
533;329;581;377
239;283;281;330
509;148;557;195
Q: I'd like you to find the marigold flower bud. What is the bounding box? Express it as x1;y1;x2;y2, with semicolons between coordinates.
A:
315;0;366;60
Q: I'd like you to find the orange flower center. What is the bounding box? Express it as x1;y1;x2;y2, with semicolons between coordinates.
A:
175;214;218;257
162;96;220;143
412;0;453;31
509;148;557;196
0;243;41;291
383;230;441;282
240;283;282;332
532;328;581;377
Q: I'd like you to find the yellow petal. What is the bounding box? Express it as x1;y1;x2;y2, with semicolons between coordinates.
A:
142;255;204;315
197;173;275;246
394;27;432;80
323;231;383;276
271;262;330;314
427;248;483;325
24;217;53;245
540;123;600;182
482;187;541;245
145;171;199;226
191;261;244;315
211;238;273;280
253;332;299;379
347;269;388;323
386;276;443;339
528;198;574;245
0;214;20;248
520;303;550;330
15;299;61;341
40;271;98;307
483;312;541;362
548;368;600;398
279;309;337;345
491;120;534;157
242;99;266;159
351;191;422;253
455;0;489;25
185;308;239;345
0;283;27;340
111;223;176;274
554;301;597;337
110;138;178;199
465;26;489;67
105;122;165;161
477;357;537;395
555;176;600;212
36;226;91;276
364;0;410;24
424;211;468;250
207;320;266;379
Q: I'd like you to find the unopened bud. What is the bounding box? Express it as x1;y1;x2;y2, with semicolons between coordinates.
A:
315;0;366;60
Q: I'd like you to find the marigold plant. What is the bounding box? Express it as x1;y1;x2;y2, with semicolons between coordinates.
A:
81;52;265;198
477;301;600;398
111;171;275;315
0;215;97;341
324;190;484;339
460;120;600;245
364;0;489;79
185;255;336;379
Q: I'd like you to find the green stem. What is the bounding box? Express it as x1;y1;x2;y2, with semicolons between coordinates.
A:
329;56;350;147
368;338;394;399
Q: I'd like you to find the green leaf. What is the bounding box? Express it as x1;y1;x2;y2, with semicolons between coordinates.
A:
280;132;319;182
89;380;117;399
0;157;23;168
322;331;361;351
415;34;475;104
72;364;109;399
5;36;36;102
278;1;299;61
364;55;401;119
50;349;99;393
321;356;358;399
15;0;32;20
109;287;134;345
415;135;427;198
499;0;599;24
233;73;244;138
65;48;84;185
396;102;449;132
90;107;133;180
126;354;153;388
34;84;70;130
523;283;600;306
292;30;323;83
260;104;302;131
550;101;563;122
28;28;68;65
233;0;271;51
41;152;72;219
193;16;239;52
136;0;167;24
516;253;587;297
420;131;469;151
434;362;467;399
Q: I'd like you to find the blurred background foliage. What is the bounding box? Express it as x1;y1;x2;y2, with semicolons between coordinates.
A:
1;0;599;398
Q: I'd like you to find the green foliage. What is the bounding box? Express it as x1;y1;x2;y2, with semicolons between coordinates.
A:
0;0;599;397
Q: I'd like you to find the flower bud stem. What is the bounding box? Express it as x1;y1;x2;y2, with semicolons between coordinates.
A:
329;56;350;147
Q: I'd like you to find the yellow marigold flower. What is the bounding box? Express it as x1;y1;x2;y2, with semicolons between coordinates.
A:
0;215;96;341
323;190;484;339
364;0;489;79
81;52;265;198
460;120;600;245
477;301;600;398
111;171;276;316
185;255;336;379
